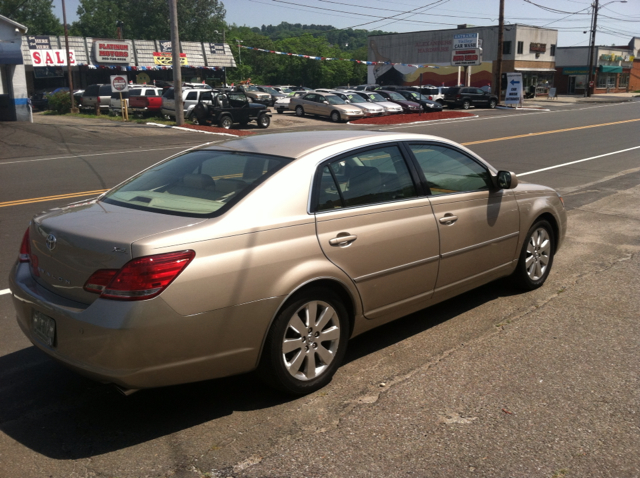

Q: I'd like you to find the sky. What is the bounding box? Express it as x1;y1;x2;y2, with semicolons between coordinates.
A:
53;0;639;49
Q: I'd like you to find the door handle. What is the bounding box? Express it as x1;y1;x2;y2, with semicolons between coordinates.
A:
439;214;458;225
329;234;358;246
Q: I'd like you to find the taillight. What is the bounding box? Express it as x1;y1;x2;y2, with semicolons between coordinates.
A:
84;250;195;301
456;94;461;99
428;95;433;100
97;96;100;105
19;227;30;262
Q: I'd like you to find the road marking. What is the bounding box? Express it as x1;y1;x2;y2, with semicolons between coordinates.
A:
519;145;640;176
461;118;640;146
0;289;10;296
0;145;191;166
0;190;107;208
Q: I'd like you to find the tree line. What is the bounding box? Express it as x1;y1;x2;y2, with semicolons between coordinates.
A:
0;0;384;87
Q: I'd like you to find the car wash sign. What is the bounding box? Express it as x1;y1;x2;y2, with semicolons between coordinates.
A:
504;72;524;106
94;40;131;63
453;33;479;50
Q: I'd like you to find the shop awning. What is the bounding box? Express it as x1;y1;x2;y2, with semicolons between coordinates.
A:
599;65;622;73
0;48;24;65
514;67;556;72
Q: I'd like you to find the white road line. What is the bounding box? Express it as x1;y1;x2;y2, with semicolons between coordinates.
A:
0;145;193;166
0;288;11;296
519;145;640;176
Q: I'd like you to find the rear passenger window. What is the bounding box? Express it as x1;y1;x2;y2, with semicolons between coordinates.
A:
409;144;492;195
145;90;157;96
316;146;417;211
186;91;198;100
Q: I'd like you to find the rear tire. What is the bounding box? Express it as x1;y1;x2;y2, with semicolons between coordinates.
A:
258;288;349;395
330;111;341;123
257;113;270;128
462;100;471;110
512;220;555;291
295;106;305;117
488;99;497;109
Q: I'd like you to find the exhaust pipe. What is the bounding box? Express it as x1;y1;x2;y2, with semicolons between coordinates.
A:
113;384;139;396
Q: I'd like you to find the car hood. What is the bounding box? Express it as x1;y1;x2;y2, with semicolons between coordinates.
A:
28;199;205;305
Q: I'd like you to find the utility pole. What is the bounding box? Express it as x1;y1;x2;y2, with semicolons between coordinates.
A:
61;0;78;113
494;0;505;102
168;0;184;125
586;0;599;97
236;39;244;82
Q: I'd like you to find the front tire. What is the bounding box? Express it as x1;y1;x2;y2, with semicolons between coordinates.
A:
258;288;349;395
462;100;471;110
295;105;305;117
512;220;555;291
257;113;270;128
218;116;233;129
488;99;497;109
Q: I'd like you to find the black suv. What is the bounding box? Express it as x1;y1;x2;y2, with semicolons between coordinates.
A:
443;87;498;110
191;90;271;129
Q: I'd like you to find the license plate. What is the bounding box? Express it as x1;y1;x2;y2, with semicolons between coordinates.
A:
32;310;56;347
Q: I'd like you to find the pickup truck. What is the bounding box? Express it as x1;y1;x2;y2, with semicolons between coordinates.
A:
128;87;164;117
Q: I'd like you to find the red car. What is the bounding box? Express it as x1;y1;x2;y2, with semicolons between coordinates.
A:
376;90;422;113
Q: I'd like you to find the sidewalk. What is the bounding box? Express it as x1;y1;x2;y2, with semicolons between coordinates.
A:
525;91;638;106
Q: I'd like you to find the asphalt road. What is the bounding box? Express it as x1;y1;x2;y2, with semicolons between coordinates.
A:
0;100;638;478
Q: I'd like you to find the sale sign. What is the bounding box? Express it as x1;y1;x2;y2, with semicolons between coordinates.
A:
30;50;76;67
110;75;129;93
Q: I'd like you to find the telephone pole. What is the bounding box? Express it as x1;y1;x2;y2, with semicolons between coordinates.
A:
61;0;77;113
494;0;505;102
586;0;599;97
168;0;184;125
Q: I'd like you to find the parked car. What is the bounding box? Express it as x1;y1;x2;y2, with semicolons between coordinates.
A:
354;84;380;91
420;86;449;106
127;87;164;117
346;90;404;114
273;91;306;114
395;90;444;113
161;86;214;119
443;87;498;109
236;85;272;106
108;85;157;116
190;89;271;129
376;90;423;113
81;84;113;113
10;131;566;395
327;90;385;116
274;85;296;94
254;86;288;104
289;92;364;122
30;87;69;110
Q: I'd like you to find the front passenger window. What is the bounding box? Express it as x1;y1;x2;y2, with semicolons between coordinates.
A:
409;144;492;195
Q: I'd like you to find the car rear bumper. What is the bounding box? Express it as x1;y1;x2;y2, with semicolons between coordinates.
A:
9;261;280;390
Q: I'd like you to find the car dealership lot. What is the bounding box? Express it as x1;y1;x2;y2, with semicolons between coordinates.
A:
0;100;639;478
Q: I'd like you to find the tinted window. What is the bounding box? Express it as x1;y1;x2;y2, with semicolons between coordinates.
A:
409;144;492;195
84;85;98;96
145;90;157;96
316;146;417;211
102;151;291;217
186;91;198;100
99;85;112;95
129;89;142;96
163;88;175;99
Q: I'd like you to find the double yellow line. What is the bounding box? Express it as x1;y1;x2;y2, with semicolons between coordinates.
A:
0;190;108;208
2;118;639;209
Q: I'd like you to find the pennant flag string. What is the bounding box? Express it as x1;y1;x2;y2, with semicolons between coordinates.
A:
239;45;440;69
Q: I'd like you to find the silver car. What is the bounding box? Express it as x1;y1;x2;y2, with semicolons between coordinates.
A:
289;93;364;122
345;90;404;114
10;131;566;395
322;90;385;116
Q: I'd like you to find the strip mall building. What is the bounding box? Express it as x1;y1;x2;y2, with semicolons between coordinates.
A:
368;25;558;93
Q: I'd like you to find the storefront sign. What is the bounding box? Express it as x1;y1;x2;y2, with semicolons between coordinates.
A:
452;33;479;50
30;49;76;66
210;43;226;54
451;48;482;66
504;72;523;106
153;52;188;66
562;67;589;75
158;40;172;53
94;40;131;63
27;36;51;50
110;75;129;93
529;43;546;53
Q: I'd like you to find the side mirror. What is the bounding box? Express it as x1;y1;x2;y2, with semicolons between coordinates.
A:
496;171;518;189
324;101;330;104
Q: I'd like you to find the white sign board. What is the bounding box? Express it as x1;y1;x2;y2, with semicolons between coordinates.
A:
110;75;129;93
94;40;131;63
30;50;76;67
453;33;479;50
504;72;523;107
451;48;482;66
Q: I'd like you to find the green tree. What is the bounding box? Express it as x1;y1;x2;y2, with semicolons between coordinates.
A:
0;0;63;35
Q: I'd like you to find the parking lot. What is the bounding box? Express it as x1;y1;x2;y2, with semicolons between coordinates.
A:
1;98;639;478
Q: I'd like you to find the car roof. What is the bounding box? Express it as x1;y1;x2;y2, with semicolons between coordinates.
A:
199;131;468;161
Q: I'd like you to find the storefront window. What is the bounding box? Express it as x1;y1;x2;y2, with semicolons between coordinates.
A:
597;73;616;88
619;73;629;88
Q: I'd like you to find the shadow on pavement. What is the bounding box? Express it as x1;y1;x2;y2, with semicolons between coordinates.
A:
0;278;521;459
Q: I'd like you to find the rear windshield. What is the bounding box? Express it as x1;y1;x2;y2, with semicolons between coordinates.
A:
99;85;112;95
101;150;292;218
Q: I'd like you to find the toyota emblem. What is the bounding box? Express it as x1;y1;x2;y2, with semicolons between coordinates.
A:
45;234;57;251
